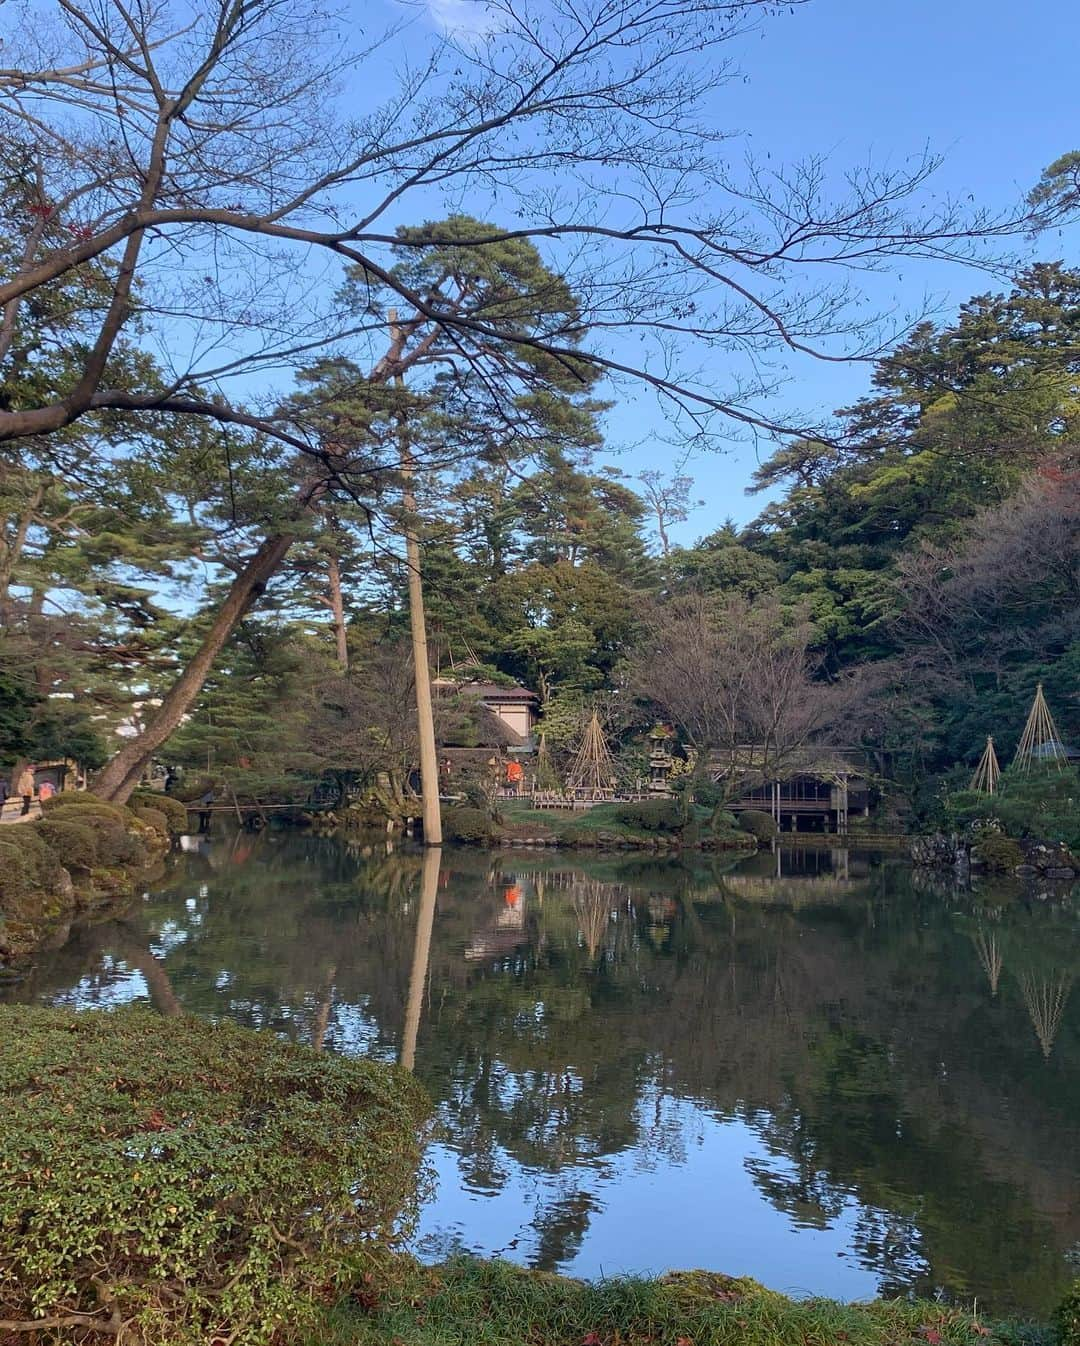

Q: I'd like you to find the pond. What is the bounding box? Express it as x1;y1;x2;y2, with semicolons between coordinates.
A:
3;833;1078;1315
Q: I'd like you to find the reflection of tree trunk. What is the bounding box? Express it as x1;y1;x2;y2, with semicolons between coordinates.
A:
327;552;349;670
311;964;337;1051
112;925;182;1017
95;533;294;803
400;846;440;1072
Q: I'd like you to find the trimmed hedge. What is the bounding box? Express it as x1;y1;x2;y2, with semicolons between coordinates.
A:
0;1006;431;1345
0;826;64;890
35;818;98;871
442;806;498;844
134;805;170;837
612;799;683;832
41;792;131;825
737;809;779;841
130;790;189;836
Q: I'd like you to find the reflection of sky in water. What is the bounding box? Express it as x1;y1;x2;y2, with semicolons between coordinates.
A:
47;959;149;1010
415;1092;909;1300
5;836;1076;1316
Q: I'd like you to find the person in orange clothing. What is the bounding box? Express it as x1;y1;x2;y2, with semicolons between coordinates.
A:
505;758;524;796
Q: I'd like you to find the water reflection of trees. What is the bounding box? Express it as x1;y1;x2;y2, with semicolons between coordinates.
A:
4;838;1078;1313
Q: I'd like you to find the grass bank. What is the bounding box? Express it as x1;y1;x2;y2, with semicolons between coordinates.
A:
307;1254;1063;1346
495;801;756;851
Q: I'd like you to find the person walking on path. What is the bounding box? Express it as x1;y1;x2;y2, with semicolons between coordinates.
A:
16;765;36;816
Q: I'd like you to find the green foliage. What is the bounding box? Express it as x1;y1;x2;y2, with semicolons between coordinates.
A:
948;766;1080;851
306;1254;1049;1346
690;777;725;809
442;806;499;845
1057;1278;1080;1346
972;833;1024;873
41;793;132;825
737;809;779;841
131;791;190;836
0;825;63;890
35;818;98;871
133;805;170;836
612;799;683;833
0;1006;431;1345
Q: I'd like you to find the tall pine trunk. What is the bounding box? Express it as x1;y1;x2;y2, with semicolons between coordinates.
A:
94;533;295;803
327;552;349;670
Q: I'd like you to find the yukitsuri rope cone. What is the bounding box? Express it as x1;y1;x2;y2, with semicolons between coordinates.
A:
566;711;617;798
969;736;1001;794
1013;683;1066;770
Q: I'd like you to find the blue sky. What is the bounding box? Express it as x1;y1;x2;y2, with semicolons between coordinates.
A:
587;0;1080;539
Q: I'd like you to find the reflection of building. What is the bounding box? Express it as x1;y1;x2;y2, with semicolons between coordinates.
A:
714;748;872;833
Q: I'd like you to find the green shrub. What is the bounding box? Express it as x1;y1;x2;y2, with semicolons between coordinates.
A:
737;809;779;841
45;800;147;867
947;765;1080;851
92;821;147;868
612;799;683;832
0;1006;431;1346
0;848;46;921
1058;1278;1080;1346
690;778;725;809
130;791;189;836
41;791;132;825
0;826;63;889
35;818;98;871
442;806;498;844
133;805;169;836
971;832;1024;872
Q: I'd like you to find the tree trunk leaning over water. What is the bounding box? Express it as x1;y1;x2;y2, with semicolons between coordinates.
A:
94;533;295;804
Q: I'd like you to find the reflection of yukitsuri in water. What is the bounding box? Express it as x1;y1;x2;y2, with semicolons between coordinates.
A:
571;878;615;961
1019;970;1073;1058
971;927;1004;997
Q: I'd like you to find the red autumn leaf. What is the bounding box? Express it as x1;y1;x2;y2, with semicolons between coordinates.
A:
145;1108;171;1131
920;1329;943;1345
581;1334;603;1346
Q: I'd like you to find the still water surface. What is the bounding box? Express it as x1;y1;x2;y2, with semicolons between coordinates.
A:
4;834;1078;1314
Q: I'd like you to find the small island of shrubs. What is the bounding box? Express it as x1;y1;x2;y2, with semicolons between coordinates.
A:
0;790;186;959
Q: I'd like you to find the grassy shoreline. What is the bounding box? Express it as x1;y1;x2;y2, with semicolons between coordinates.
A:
306;1254;1063;1346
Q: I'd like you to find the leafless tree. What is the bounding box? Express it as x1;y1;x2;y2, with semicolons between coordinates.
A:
637;468;701;557
627;591;860;799
0;0;1022;457
894;464;1080;694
